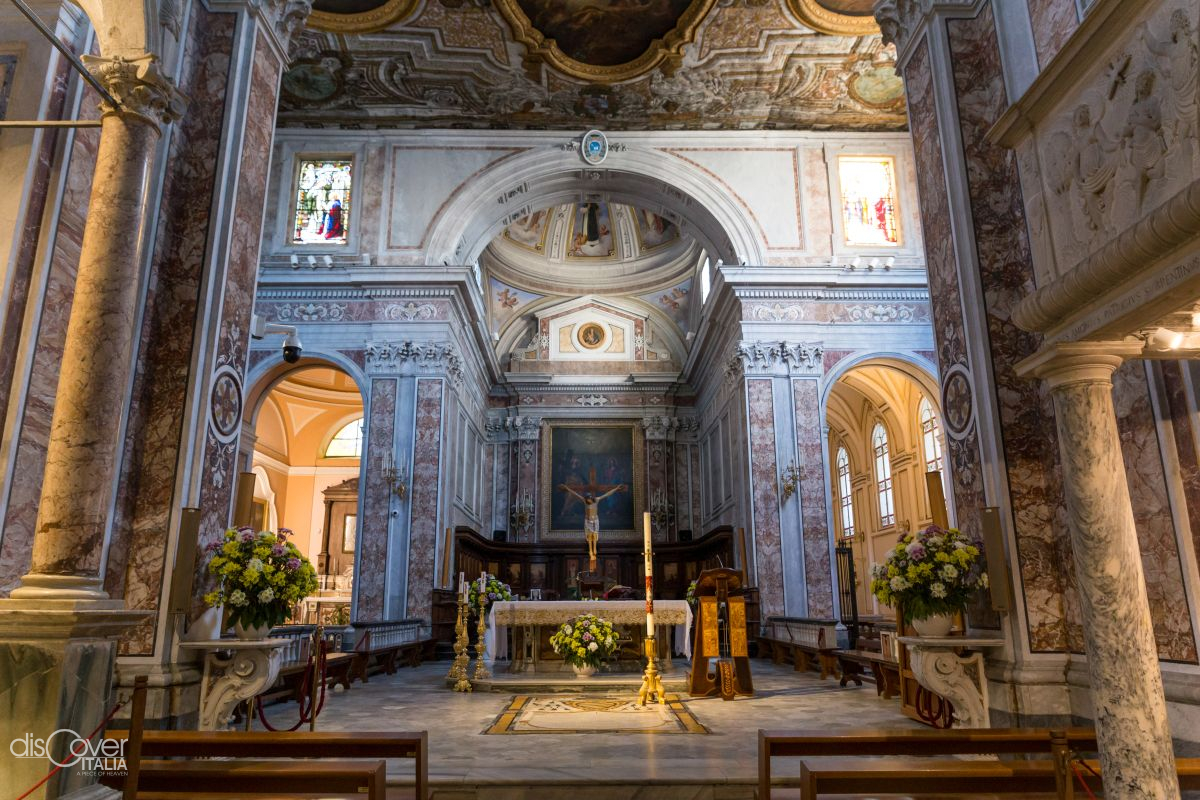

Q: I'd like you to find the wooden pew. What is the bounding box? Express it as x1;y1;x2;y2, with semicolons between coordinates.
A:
109;759;386;799
105;730;428;800
833;649;900;699
757;618;840;680
795;756;1200;799
758;727;1098;800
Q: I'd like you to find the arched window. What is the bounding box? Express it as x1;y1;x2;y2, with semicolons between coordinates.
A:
325;418;364;458
835;447;855;538
699;256;712;302
919;397;945;475
872;423;895;527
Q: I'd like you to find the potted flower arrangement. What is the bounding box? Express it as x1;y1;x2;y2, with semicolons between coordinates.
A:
203;526;318;639
870;524;989;637
467;574;513;620
549;613;619;677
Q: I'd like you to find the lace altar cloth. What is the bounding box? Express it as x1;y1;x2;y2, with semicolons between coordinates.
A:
485;600;693;661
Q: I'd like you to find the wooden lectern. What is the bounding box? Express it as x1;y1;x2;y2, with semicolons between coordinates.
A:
688;567;754;700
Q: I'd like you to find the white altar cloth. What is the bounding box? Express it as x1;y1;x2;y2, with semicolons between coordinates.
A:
485;600;692;663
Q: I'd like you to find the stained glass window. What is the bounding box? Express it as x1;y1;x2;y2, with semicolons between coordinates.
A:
872;423;895;527
294;159;352;244
836;447;855;539
325;418;363;458
839;156;900;246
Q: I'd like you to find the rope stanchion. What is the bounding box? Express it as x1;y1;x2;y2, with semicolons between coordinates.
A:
255;638;329;733
1071;756;1102;800
14;697;127;800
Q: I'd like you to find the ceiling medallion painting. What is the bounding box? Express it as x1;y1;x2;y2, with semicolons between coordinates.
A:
785;0;878;36
308;0;419;33
495;0;716;82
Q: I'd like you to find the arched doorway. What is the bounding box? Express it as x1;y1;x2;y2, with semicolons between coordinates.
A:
246;364;366;625
824;360;948;616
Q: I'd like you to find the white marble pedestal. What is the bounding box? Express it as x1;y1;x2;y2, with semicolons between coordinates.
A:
179;639;288;730
899;636;1004;729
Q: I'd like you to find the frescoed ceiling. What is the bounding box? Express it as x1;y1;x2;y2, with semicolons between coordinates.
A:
282;0;904;130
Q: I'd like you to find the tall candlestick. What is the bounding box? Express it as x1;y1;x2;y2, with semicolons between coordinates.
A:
458;571;465;597
479;572;485;595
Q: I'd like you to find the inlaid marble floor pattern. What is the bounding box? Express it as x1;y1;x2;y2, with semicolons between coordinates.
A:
252;660;1059;799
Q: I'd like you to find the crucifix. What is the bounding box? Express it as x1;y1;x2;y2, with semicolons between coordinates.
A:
558;468;626;572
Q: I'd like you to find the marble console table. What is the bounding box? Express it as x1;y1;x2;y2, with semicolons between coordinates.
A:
180;639;288;730
898;636;1004;729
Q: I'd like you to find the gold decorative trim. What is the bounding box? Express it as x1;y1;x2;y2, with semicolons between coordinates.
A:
785;0;879;36
494;0;718;83
307;0;419;33
577;322;607;350
540;420;644;541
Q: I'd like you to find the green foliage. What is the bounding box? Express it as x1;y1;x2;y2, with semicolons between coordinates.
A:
467;574;513;617
549;614;619;669
202;526;318;632
869;524;989;622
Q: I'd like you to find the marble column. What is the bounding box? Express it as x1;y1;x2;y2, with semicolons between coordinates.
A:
13;55;184;599
1022;343;1177;800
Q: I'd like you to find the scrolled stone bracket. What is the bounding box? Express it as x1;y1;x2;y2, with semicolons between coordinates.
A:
180;639;287;730
900;636;1004;729
81;53;187;130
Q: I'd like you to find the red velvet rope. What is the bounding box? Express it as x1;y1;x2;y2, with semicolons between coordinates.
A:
15;697;127;800
255;639;328;732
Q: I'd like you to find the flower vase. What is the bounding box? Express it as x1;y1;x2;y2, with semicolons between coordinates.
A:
187;605;224;642
572;664;597;678
233;620;272;640
912;613;955;637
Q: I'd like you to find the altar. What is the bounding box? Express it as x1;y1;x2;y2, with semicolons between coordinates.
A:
484;600;692;673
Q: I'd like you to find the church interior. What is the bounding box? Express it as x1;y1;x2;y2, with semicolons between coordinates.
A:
1;0;1199;797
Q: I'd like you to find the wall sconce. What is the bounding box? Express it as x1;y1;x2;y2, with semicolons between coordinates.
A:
510;488;534;537
779;460;800;502
383;453;408;500
650;488;674;532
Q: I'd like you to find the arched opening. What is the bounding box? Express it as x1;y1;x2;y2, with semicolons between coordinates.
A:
247;363;366;625
824;360;947;616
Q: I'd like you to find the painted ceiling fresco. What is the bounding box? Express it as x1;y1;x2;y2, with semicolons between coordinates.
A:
283;0;904;130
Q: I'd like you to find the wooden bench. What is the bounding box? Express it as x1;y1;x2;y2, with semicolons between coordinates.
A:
758;727;1099;800
793;755;1200;799
104;730;428;800
105;758;386;799
758;618;840;680
834;649;900;699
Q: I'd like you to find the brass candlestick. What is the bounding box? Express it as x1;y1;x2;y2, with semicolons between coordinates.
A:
473;596;492;681
637;636;666;706
451;593;473;692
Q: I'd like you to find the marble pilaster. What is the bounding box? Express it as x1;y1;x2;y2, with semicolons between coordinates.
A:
746;379;784;618
356;378;398;622
406;379;444;621
1022;343;1178;800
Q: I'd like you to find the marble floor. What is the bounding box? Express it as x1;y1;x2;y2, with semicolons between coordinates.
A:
252;659;1043;799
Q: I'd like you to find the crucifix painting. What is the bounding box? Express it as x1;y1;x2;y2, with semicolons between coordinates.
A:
547;425;636;544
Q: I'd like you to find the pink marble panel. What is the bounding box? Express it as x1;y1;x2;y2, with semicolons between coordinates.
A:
1027;0;1079;70
191;30;284;612
356;378;397;621
947;6;1069;644
0;90;100;596
0;45;73;434
106;7;237;655
794;380;832;617
405;379;444;621
674;443;690;536
646;438;668;542
689;444;702;534
1110;362;1197;663
1160;362;1200;571
480;443;494;536
516;433;538;541
493;441;510;535
746;379;784;617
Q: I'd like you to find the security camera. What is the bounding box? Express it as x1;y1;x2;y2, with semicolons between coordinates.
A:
251;315;304;364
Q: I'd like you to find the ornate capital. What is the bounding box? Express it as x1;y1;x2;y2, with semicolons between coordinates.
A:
873;0;916;50
82;54;187;129
253;0;314;51
365;340;464;387
726;340;824;384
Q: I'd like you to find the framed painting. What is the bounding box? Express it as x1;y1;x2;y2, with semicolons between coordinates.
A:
540;420;643;541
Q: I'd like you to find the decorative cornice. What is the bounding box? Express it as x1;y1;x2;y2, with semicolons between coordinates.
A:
873;0;979;66
364;340;464;386
82;54;187;130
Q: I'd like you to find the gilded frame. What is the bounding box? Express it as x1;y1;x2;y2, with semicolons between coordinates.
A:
494;0;718;84
785;0;879;36
308;0;420;33
540;420;644;542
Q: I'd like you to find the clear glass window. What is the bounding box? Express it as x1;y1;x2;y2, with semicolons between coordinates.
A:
919;397;945;475
293;159;352;244
325;418;363;458
839;156;900;246
872;423;895;527
836;447;855;539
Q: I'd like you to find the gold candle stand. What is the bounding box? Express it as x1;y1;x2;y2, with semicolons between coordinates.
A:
450;592;473;692
473;596;492;681
637;636;666;706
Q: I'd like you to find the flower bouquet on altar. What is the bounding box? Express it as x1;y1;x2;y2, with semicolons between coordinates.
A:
203;526;318;639
549;614;618;675
870;524;988;635
685;579;698;607
468;574;513;620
